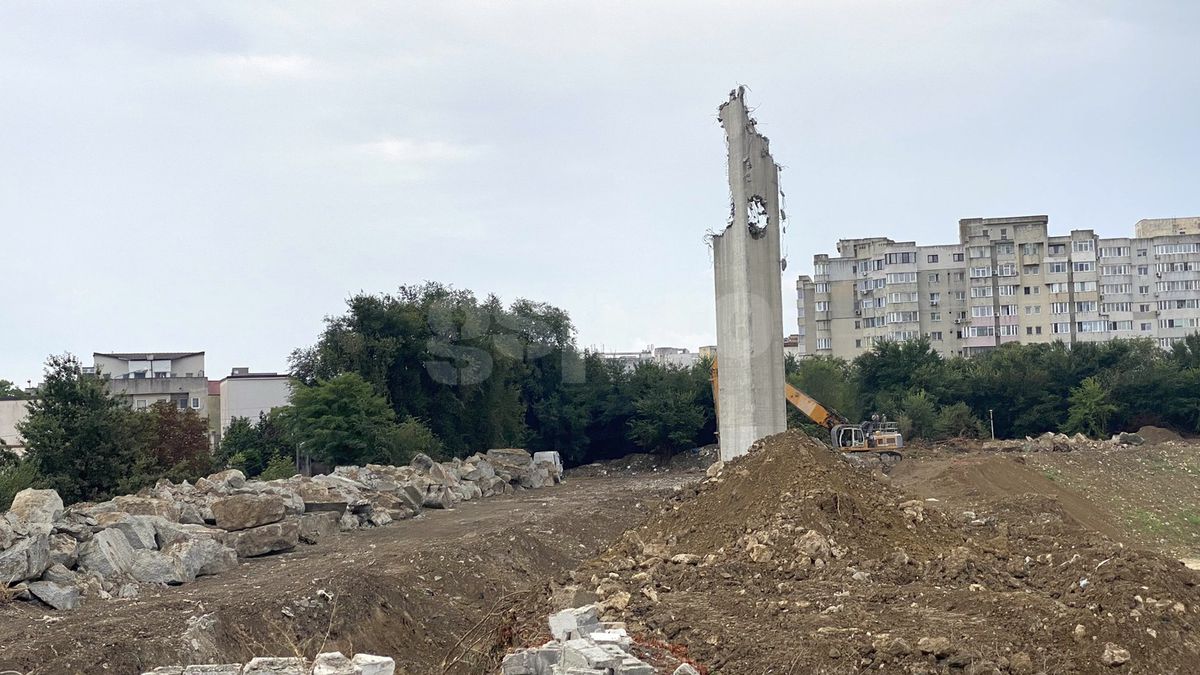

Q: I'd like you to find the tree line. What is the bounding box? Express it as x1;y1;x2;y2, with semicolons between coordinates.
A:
1;283;718;508
789;334;1200;441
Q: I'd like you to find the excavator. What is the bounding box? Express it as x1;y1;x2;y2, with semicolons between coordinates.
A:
710;357;903;468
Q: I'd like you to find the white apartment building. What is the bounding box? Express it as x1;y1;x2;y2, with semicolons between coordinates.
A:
218;368;293;434
93;351;210;415
798;216;1200;359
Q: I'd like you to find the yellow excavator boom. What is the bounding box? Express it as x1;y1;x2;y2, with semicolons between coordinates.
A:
710;357;847;430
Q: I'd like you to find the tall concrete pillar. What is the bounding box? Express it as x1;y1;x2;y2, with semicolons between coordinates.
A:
712;87;787;462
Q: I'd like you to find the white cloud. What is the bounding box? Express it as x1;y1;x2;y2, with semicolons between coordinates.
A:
206;53;320;80
355;137;484;164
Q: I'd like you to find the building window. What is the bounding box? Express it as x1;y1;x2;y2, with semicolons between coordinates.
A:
1023;264;1040;275
929;292;941;304
1073;281;1097;292
135;399;147;410
927;254;939;263
886;272;918;284
816;338;832;351
885;252;917;264
1021;243;1042;256
1073;261;1094;272
192;397;201;409
930;331;943;341
1052;302;1070;314
1048;262;1067;274
953;291;966;301
1052;322;1071;334
969;246;992;259
815;301;830;312
1136;248;1147;257
1073;240;1094;252
970;267;991;278
1139;285;1150;294
1024;305;1041;315
1075;301;1097;313
815;282;829;293
928;273;940;283
953;253;964;262
999;324;1019;336
855;339;862;349
1141;322;1152;331
971;305;995;318
177;399;187;410
930;311;941;321
996;242;1014;255
1048;244;1067;256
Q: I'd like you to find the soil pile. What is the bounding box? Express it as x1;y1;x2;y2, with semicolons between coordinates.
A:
575;430;1200;673
1138;426;1184;444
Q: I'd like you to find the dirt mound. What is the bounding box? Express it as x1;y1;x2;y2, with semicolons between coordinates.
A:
1138;425;1184;444
574;430;1200;673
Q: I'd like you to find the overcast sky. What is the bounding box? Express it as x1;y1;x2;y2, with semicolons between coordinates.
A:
2;1;1198;386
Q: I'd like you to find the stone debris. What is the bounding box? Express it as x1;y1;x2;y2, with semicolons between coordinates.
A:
983;430;1150;454
503;604;677;674
2;448;561;611
144;653;394;675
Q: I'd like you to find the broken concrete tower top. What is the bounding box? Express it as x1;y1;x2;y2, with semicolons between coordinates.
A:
711;87;787;462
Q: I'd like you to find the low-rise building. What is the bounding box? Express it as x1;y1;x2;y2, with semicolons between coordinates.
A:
218;368;293;434
0;399;29;454
94;351;210;416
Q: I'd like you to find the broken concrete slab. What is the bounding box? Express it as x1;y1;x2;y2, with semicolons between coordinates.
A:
232;518;299;558
77;527;136;577
211;493;286;531
6;488;64;536
298;511;341;545
350;654;396;675
28;579;81;610
241;657;309;674
0;533;51;583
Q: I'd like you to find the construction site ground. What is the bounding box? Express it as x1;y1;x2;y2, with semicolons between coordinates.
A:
3;437;1200;674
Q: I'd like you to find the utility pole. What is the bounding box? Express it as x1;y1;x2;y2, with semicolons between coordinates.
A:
989;409;995;440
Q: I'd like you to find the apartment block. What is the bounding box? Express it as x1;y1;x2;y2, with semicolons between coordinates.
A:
798;215;1200;359
93;351;210;415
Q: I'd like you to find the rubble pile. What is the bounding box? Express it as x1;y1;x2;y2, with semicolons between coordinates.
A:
143;651;395;675
0;449;561;611
502;604;698;675
976;431;1148;453
569;430;1200;673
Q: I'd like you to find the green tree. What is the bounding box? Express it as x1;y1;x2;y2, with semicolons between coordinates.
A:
936;402;985;439
18;354;132;503
0;379;26;399
217;410;297;478
626;364;708;459
897;390;937;440
1063;376;1118;438
287;373;411;467
122;401;214;492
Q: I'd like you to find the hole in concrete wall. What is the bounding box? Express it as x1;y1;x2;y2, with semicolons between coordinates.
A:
747;195;768;239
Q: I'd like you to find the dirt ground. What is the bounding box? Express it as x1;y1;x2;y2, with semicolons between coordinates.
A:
568;431;1200;674
0;473;688;675
5;437;1200;674
894;441;1200;562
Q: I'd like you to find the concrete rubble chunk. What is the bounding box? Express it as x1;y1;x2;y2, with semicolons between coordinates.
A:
350;654;396;675
232;519;299;558
93;512;161;550
549;604;602;641
1101;643;1130;667
49;532;79;567
6;488;64;536
130;549;189;585
240;657;308;674
170;537;238;578
0;533;50;583
182;666;242;674
143;668;185;675
28;579;82;610
409;453;435;472
312;652;358;675
298;511;341;545
561;638;623;669
212;493;286;531
673;666;701;675
501;647;560;675
113;495;183;521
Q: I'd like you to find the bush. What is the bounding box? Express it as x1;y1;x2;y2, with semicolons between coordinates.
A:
936;402;985;439
0;459;40;511
389;417;443;464
257;455;297;481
